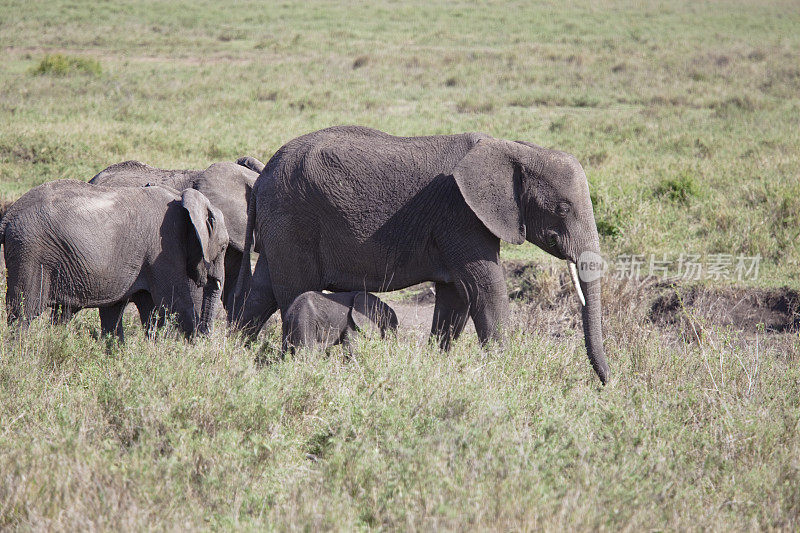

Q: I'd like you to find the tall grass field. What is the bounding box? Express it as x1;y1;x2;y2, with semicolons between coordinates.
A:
1;1;799;529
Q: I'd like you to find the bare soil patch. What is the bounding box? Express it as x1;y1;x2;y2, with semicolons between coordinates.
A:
3;46;258;66
650;285;800;333
386;260;800;340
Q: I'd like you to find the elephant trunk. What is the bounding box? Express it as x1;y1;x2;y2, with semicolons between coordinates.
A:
578;274;609;385
198;278;222;335
564;227;608;385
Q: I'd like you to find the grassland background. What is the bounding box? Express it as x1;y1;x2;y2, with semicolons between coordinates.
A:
1;0;799;530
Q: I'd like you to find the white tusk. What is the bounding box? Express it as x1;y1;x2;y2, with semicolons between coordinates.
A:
568;262;586;307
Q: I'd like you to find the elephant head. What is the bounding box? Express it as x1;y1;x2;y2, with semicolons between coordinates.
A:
351;292;399;339
452;138;609;384
182;189;229;335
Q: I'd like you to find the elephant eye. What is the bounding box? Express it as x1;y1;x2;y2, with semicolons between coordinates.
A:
556;202;571;217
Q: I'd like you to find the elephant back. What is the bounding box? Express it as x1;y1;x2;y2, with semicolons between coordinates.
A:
89;160;198;189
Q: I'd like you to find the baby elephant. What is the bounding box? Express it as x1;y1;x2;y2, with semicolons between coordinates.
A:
282;291;398;355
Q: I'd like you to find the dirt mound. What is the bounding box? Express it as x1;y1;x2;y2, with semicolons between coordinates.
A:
408;283;436;304
650;285;800;333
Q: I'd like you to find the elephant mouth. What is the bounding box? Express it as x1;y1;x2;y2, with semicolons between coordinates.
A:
540;231;572;262
538;239;564;261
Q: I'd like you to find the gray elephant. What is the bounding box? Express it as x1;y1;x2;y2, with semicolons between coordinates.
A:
232;125;609;384
90;156;263;312
282;291;399;356
0;180;228;341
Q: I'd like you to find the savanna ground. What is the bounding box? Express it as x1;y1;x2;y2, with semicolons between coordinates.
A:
1;0;799;529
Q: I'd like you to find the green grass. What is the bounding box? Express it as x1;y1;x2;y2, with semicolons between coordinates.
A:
1;279;798;529
1;0;799;529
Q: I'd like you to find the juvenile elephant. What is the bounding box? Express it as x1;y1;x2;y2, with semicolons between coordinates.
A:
282;291;398;356
90;156;263;311
0;180;228;341
233;126;609;384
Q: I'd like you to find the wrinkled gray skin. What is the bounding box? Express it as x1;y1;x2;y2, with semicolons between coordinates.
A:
0;180;229;341
0;201;11;272
90;156;263;312
282;291;399;356
233;125;609;385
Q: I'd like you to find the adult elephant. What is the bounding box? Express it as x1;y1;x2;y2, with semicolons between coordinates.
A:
233;126;609;384
0;180;229;341
90;156;264;311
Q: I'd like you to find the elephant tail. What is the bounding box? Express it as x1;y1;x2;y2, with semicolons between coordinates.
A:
236;156;265;175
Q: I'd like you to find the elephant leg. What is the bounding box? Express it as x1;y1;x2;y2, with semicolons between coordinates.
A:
5;286;22;327
238;256;279;341
6;267;50;329
151;307;168;338
131;292;162;338
149;277;199;339
340;330;356;359
431;281;470;350
463;261;510;345
99;302;126;342
6;286;30;328
436;225;508;346
280;331;294;358
222;248;242;313
6;287;39;329
50;305;75;326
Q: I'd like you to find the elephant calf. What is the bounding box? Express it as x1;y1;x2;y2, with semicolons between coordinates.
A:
0;180;229;341
281;291;398;355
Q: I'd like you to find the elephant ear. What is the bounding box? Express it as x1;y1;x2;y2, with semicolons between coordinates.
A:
452;139;526;245
182;189;221;286
350;292;381;334
236;156;265;174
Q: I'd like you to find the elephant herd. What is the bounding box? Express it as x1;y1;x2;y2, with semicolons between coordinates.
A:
0;125;610;384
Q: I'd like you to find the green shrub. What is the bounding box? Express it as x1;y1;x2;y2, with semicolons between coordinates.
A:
654;172;700;204
32;54;101;76
596;218;622;238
